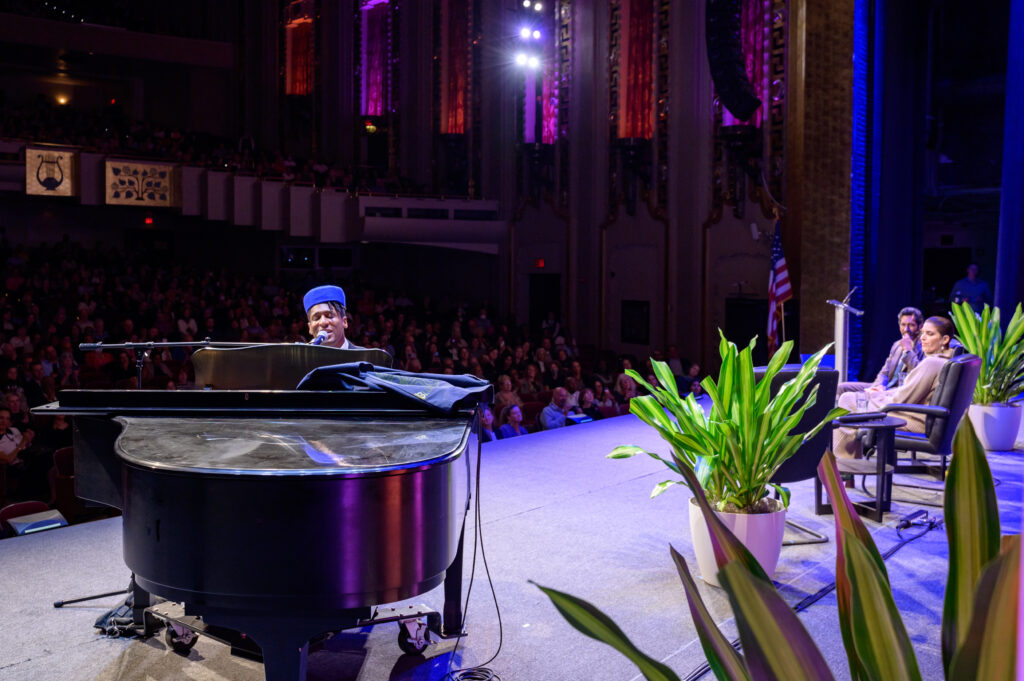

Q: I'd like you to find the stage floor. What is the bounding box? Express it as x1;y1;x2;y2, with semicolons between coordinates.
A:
1;414;1021;681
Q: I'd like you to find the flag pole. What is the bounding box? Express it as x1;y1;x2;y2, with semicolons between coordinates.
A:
779;301;786;344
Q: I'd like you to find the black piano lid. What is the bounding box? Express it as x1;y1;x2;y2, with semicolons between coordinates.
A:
113;416;470;476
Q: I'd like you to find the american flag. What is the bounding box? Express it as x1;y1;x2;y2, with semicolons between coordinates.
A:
767;221;792;355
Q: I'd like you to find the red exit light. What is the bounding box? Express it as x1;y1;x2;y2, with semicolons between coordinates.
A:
534;258;545;269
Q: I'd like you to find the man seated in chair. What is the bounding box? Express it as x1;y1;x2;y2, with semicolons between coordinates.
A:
833;316;956;459
303;285;364;350
837;306;924;397
539;387;580;430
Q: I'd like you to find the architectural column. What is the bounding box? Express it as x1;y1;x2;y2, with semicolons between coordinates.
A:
785;0;855;359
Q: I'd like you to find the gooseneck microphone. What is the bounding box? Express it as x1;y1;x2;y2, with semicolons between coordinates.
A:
310;330;328;346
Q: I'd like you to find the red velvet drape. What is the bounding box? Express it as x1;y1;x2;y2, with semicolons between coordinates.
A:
286;19;313;96
444;1;467;134
361;3;388;116
620;0;653;139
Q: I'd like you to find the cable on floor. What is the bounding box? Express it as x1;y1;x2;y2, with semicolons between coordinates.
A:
443;419;504;681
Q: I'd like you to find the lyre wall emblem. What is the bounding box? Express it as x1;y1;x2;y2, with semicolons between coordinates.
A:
35;153;65;191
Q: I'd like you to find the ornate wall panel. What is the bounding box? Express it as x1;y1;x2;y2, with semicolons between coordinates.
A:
556;0;572;212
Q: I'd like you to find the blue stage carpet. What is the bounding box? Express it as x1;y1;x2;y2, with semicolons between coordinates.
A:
1;413;1020;680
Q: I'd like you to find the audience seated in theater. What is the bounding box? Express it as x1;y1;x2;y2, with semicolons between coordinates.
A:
518;363;542;397
38;414;73;452
562;377;580;409
478;405;498;443
677;361;701;393
0;236;701;444
613;373;638;405
498;405;529;439
666;345;685;376
4;391;32;434
592;379;616;408
540;387;580;430
578;388;603;421
690;380;705;398
833;316;957;459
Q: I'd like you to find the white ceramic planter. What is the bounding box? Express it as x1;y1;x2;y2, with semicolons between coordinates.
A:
1018;407;1024;450
688;497;787;587
968;403;1023;452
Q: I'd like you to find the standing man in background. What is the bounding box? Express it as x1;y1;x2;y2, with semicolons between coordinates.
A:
950;263;992;314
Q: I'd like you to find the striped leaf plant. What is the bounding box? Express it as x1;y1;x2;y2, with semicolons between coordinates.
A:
537;418;1019;681
608;332;844;512
949;301;1024;405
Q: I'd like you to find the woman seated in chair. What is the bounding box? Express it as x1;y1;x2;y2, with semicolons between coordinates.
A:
478;405;498;443
833;316;957;459
498;405;529;439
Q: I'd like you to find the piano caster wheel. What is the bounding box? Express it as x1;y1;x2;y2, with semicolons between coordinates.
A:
166;623;199;655
397;618;430;656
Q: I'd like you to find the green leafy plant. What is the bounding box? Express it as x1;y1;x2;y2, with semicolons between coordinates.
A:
608;333;844;511
950;301;1024;405
536;418;1020;681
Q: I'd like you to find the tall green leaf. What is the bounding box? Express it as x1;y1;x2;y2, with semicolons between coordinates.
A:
717;562;837;681
842;532;923;681
818;450;886;681
942;418;1001;673
670;546;751;681
950;302;1024;404
534;583;681;681
947;536;1020;681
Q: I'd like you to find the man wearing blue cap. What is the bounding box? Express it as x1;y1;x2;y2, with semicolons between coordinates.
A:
303;285;362;350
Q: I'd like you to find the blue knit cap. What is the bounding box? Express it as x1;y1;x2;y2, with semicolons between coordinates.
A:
303;285;346;314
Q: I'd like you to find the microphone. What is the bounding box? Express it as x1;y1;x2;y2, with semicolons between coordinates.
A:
310;330;328;346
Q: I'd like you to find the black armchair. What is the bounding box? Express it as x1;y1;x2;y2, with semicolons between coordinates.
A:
860;353;981;479
755;366;839;544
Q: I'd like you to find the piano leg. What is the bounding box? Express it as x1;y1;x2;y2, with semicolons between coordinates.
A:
191;612;329;681
442;524;466;637
259;638;309;681
130;575;163;637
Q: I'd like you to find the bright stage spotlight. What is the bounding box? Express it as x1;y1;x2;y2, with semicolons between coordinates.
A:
532;29;541;39
522;0;531;6
534;2;543;10
515;53;529;66
527;56;540;69
520;26;531;39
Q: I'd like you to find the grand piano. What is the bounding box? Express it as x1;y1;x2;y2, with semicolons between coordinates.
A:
36;344;490;681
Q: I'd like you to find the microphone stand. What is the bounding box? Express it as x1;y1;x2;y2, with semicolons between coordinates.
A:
826;288;864;383
79;339;320;389
55;339;316;635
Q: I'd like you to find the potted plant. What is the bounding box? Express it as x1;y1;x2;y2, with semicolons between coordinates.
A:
608;333;844;585
950;302;1024;450
539;419;1019;681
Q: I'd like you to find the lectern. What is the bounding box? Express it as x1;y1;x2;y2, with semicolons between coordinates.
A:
826;291;864;382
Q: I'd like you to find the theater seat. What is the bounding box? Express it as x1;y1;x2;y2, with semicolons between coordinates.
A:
0;500;51;538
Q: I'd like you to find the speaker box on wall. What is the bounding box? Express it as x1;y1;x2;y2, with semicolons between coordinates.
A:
706;0;762;121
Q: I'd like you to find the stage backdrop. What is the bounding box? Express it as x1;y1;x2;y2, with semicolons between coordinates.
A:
25;147;78;197
105;160;181;207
